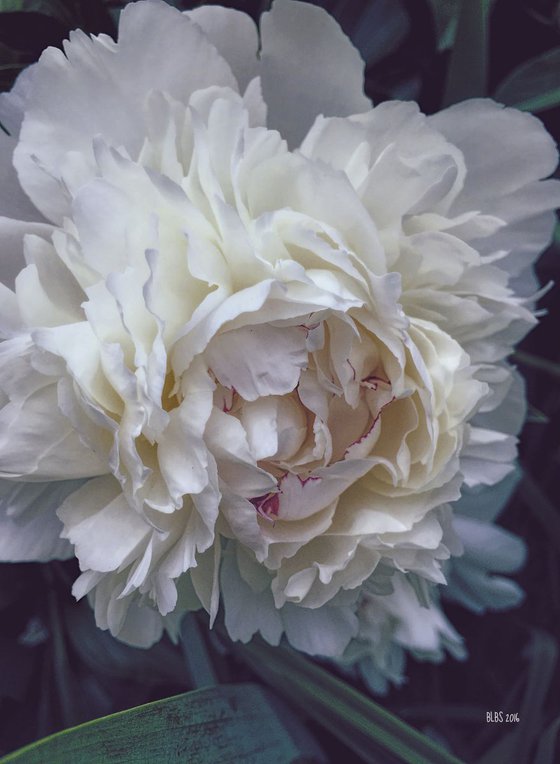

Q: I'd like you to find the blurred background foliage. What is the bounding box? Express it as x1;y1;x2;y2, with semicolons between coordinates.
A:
0;1;559;762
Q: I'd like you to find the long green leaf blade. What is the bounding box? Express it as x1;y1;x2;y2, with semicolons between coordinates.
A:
494;48;560;113
0;683;305;764
235;640;465;764
442;0;492;106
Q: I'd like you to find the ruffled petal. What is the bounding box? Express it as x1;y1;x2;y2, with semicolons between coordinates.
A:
14;0;237;222
0;382;108;481
460;427;517;488
429;100;560;275
58;475;150;572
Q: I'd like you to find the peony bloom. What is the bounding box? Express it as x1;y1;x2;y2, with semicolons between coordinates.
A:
0;0;558;655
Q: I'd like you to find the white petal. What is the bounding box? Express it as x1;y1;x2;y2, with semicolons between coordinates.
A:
429;99;560;275
0;383;108;480
205;408;275;498
84;571;166;647
0;283;21;338
187;6;259;91
15;240;85;329
0;479;80;561
14;0;237;222
58;476;150;572
221;548;283;646
0;217;53;290
0;133;43;222
190;538;221;625
447;560;525;614
259;0;370;147
113;598;166;648
473;368;526;436
157;359;215;500
206;324;308;401
218;487;269;562
245;152;385;275
276;458;374;521
453;515;526;573
283;601;358;656
0;63;37;136
455;467;521;523
461;427;517;488
430;100;558;200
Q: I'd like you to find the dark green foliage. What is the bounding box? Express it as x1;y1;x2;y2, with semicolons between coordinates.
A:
1;684;307;763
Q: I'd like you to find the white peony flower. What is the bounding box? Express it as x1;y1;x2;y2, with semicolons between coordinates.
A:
0;0;558;655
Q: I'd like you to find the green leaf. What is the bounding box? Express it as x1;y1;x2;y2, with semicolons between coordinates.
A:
442;0;492;106
0;0;75;26
514;350;560;380
494;48;560;113
427;0;462;51
525;403;549;424
180;612;218;689
0;683;307;763
235;640;465;764
352;0;410;66
554;222;560;249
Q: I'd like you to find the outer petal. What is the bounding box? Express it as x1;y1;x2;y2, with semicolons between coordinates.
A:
112;598;166;648
221;549;284;646
0;479;81;561
430;100;558;200
259;0;371;147
454;467;521;523
447;471;526;613
453;515;526;573
446;558;525;613
0;63;36;136
429;99;560;275
187;6;259;91
14;0;237;222
80;569;168;648
0;134;43;223
460;427;517;488
283;601;358;657
0;66;44;222
0;383;108;480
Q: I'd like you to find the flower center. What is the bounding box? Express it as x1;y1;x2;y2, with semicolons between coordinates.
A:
162;371;181;413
